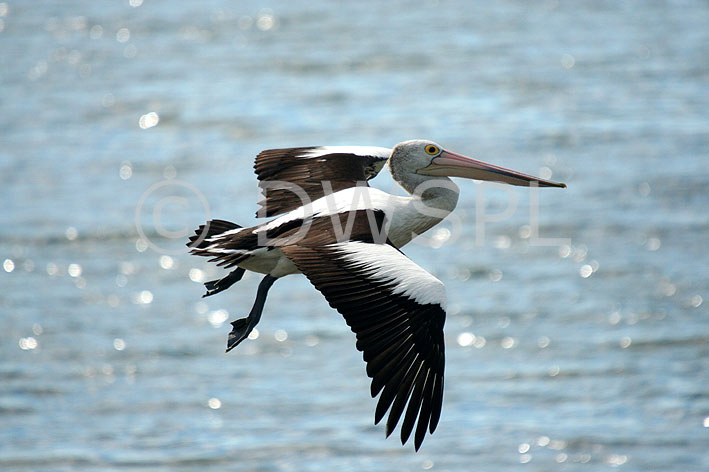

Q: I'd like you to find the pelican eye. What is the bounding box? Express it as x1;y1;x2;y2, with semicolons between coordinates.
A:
425;145;440;155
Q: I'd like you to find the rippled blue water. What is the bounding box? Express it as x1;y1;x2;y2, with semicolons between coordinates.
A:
2;0;708;470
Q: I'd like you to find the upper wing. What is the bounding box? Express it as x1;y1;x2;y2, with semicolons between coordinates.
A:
282;236;446;451
253;146;391;217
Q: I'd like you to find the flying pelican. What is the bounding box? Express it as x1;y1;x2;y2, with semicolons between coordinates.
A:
187;140;565;450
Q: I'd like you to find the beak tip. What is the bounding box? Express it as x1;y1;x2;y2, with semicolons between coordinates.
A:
541;180;567;188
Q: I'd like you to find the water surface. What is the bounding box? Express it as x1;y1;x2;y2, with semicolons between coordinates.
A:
1;1;708;470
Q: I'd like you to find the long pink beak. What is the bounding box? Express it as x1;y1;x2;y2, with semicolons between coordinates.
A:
420;150;566;188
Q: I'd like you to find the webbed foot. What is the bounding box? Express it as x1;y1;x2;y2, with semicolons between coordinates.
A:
226;317;254;352
203;268;246;298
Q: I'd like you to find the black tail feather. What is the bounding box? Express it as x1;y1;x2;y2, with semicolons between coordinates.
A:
187;219;241;249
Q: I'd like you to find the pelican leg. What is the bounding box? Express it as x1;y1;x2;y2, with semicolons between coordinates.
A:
202;267;246;298
226;274;277;352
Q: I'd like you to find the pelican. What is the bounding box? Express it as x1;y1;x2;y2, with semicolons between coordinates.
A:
187;140;565;450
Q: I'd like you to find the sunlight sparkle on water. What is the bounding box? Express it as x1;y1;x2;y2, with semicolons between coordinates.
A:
116;27;130;43
457;332;475;347
494;235;511;249
430;227;451;248
274;329;288;342
124;44;137;58
138;290;153;304
606;454;628;467
116;274;127;287
561;53;575;68
28;60;47;81
579;264;593;278
609;311;621;325
573;244;588;262
163;165;177;179
207;397;222;409
89;25;103;39
120;262;136;275
135;238;148;252
646;237;661;251
65;226;78;240
3;258;14;272
113;338;126;350
549;440;566;450
256;10;275;31
46;262;58;276
208;309;228;327
659;279;676;297
68;263;82;277
189;268;204;282
139;112;159;129
159;255;174;269
248;328;259;340
120;162;132;180
519;225;532;239
19;337;38;350
703;417;709;428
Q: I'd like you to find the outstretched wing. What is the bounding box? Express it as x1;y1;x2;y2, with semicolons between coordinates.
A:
281;218;446;451
254;146;391;217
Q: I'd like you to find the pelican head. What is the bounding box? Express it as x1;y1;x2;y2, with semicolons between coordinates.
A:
391;139;566;188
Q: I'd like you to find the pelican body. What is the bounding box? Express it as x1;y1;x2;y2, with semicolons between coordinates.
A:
188;140;565;450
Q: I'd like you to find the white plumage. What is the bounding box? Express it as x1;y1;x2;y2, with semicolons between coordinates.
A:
331;241;447;307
